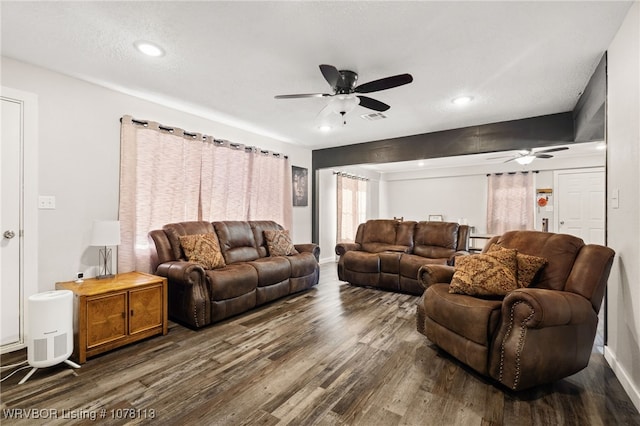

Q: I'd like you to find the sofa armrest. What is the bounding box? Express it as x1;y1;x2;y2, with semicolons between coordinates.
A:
335;242;361;256
448;250;469;265
417;264;455;289
501;288;594;328
155;261;210;328
490;288;597;390
295;243;320;261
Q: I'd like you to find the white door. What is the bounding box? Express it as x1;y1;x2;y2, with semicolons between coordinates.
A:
1;97;23;347
1;87;38;354
556;169;605;245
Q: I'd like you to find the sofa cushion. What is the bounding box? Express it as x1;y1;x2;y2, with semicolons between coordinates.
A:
342;251;380;273
399;253;448;279
213;221;260;264
449;248;518;297
487;230;583;291
248;256;291;287
413;221;459;258
206;263;258;301
179;233;226;270
264;229;298;256
424;283;503;347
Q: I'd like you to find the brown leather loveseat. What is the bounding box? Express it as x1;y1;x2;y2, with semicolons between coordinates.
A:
335;219;469;295
416;230;615;390
149;220;319;328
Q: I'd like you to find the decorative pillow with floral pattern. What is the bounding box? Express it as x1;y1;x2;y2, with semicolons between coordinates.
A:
264;230;298;256
179;233;226;270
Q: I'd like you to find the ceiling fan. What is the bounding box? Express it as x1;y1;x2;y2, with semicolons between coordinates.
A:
488;147;570;165
274;64;413;123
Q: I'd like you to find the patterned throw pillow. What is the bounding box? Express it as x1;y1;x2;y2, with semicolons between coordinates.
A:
179;233;226;270
449;248;518;297
488;244;547;288
264;229;298;256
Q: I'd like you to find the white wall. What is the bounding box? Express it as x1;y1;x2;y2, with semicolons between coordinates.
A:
605;1;640;411
1;57;313;291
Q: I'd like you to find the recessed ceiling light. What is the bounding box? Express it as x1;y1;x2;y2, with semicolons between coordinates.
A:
596;142;606;150
318;125;332;132
452;96;473;105
134;40;165;57
418;161;425;167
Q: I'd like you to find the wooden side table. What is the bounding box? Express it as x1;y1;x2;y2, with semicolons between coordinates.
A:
56;271;168;364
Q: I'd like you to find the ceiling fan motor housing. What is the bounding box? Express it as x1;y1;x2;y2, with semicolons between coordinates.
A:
336;70;358;94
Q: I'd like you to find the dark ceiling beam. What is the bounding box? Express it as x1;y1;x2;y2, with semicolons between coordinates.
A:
310;111;576;243
312;112;575;170
574;53;606;142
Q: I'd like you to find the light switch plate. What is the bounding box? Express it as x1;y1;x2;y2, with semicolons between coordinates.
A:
38;195;56;209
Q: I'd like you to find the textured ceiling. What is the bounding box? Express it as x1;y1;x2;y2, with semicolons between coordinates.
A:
0;1;632;150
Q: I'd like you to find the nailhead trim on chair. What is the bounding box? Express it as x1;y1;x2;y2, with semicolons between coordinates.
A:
499;300;535;390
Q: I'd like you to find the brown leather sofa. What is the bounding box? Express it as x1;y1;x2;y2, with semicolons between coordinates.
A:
149;220;319;328
416;230;615;390
335;219;469;295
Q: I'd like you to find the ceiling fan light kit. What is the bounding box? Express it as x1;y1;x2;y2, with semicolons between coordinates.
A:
275;64;413;125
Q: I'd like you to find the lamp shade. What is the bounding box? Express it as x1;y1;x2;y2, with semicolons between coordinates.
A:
90;220;121;246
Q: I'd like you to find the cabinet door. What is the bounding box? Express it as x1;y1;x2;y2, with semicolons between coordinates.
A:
86;292;127;348
129;285;163;335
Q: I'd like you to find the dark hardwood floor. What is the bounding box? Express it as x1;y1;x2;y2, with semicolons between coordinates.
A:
2;263;639;425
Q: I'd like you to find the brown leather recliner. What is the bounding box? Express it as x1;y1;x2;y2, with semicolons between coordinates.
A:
416;230;615;390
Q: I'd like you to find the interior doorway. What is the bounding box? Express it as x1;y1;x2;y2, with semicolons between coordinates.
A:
1;87;38;354
555;167;606;351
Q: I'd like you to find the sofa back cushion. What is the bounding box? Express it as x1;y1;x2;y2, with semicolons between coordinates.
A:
250;220;284;258
485;230;584;291
213;221;260;264
163;221;215;260
361;219;416;253
413;222;459;259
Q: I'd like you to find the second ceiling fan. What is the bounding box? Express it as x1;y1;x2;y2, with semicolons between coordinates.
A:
275;64;413;122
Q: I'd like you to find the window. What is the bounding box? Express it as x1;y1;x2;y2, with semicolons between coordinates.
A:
486;172;534;234
336;174;367;243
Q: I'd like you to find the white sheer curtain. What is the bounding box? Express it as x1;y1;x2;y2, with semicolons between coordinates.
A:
336;174;367;243
119;118;202;272
248;150;293;231
486;172;534;235
119;116;293;272
200;140;251;221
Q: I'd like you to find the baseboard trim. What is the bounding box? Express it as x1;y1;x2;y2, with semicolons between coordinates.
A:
604;345;640;413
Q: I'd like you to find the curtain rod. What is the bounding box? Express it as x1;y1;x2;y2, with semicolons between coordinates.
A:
120;116;288;159
487;171;539;176
333;171;369;181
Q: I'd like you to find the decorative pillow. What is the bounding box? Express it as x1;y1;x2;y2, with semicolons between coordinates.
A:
488;244;547;288
264;229;298;256
449;248;518;297
179;233;226;270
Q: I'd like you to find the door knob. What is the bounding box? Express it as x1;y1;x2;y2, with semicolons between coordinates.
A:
3;230;16;239
560;221;565;225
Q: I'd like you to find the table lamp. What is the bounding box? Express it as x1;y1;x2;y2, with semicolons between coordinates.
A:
90;220;120;279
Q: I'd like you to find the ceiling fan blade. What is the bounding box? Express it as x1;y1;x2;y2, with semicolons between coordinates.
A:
503;158;517;163
487;156;513;160
319;64;341;90
274;93;332;99
357;95;390;112
535;146;569;154
534;154;554;159
355;73;413;94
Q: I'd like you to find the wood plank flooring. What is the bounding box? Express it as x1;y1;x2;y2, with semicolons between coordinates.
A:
2;262;639;425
